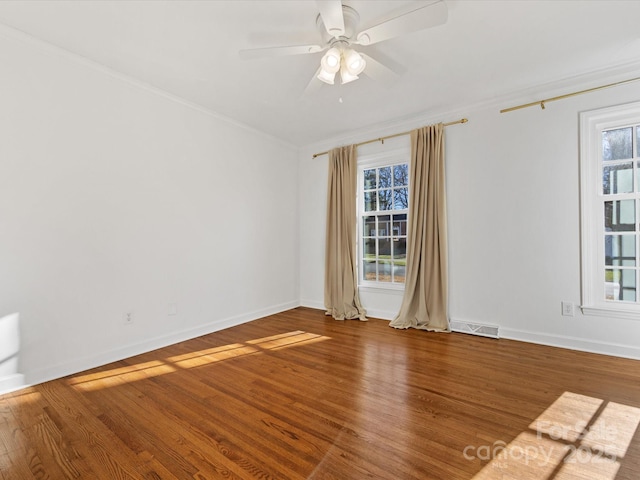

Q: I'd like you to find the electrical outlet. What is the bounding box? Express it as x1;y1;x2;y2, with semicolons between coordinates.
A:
561;301;574;317
168;303;177;316
123;311;134;324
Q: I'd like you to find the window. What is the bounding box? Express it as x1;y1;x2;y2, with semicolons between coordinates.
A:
358;154;409;288
580;101;640;318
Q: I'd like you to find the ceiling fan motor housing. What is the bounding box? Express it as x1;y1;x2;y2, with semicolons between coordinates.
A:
316;5;360;47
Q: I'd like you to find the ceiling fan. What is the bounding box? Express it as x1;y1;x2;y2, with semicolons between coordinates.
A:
239;0;448;90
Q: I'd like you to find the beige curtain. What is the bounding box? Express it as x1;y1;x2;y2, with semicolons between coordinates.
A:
390;124;449;331
324;145;367;321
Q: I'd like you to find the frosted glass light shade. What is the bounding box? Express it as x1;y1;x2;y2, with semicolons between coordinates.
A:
321;48;342;73
317;68;336;84
343;49;366;76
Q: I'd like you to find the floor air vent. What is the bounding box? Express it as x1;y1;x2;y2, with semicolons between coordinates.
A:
450;320;499;339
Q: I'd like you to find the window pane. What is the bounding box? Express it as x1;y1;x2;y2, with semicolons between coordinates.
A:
363;260;377;281
379;167;392;188
605;269;620;300
379;238;391;256
393;264;406;284
605;200;635;231
393;188;409;209
379;189;392;210
363;238;376;260
393;237;406;260
378;215;391;236
394;164;409;186
378;259;391;282
605;234;636;266
622;269;637;301
364;169;376;189
393;237;406;284
364;191;377;212
393;213;407;236
363;216;376;237
603;162;633;194
605;269;636;301
603;127;632;161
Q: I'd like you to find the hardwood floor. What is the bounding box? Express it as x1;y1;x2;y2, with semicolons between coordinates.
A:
1;307;639;479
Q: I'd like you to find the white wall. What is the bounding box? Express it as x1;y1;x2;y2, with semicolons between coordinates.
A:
0;29;299;393
299;74;640;360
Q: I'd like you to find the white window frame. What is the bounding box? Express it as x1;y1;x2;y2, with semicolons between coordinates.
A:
580;100;640;319
357;147;410;291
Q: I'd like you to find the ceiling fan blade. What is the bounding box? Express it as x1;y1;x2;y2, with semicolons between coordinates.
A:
239;44;324;60
316;0;345;38
359;53;400;86
355;0;447;46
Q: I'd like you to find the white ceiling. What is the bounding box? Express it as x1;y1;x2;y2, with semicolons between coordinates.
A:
1;0;639;147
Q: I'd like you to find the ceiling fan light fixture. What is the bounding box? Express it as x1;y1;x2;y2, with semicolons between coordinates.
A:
339;66;359;85
317;68;336;85
321;48;341;73
343;49;366;76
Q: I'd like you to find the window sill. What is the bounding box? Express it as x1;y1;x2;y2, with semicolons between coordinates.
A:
581;304;640;320
358;284;405;295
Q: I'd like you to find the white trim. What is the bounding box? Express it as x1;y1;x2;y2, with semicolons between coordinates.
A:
500;327;640;361
580;304;640;320
358;147;411;167
4;301;299;396
358;285;404;295
304;60;640;154
580;100;640;319
299;299;398;321
300;299;325;311
0;374;25;395
362;308;397;321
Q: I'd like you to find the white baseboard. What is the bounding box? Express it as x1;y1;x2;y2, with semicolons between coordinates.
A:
0;374;25;395
299;299;396;321
361;308;396;321
500;327;640;361
4;301;299;396
300;299;324;311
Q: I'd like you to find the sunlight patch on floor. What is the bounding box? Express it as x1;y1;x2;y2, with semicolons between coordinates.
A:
68;360;177;391
247;331;331;351
1;388;41;406
469;391;640;480
168;344;260;368
67;331;331;391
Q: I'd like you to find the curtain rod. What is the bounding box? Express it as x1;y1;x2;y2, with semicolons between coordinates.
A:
312;118;468;159
500;76;640;114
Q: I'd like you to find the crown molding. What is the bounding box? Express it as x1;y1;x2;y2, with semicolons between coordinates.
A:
304;59;640;153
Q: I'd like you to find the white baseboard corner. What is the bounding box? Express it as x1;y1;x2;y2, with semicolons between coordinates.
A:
0;374;26;395
300;299;325;311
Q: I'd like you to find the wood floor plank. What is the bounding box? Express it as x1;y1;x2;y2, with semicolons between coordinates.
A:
2;307;640;479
